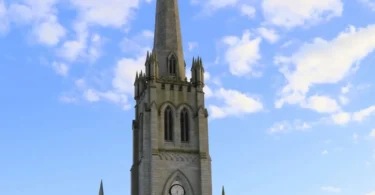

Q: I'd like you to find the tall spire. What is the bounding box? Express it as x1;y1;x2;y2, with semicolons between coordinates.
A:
222;186;225;195
153;0;186;79
99;180;104;195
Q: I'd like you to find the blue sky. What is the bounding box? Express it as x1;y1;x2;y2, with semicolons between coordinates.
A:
1;0;375;195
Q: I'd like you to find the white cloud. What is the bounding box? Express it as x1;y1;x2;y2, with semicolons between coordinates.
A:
321;186;341;193
57;23;87;61
99;90;129;105
56;0;143;63
331;112;351;125
222;30;262;77
270;103;375;132
69;0;140;28
209;88;263;119
268;120;312;134
357;83;372;90
280;40;296;48
341;83;352;94
360;0;375;11
256;27;279;44
112;53;147;94
204;72;210;81
338;95;349;105
52;61;69;76
302;95;341;113
204;85;213;98
186;70;192;81
211;76;222;87
0;0;8;34
75;79;86;89
353;105;375;122
59;96;76;103
205;0;239;9
329;105;375;125
337;83;372;106
369;129;375;137
6;3;33;25
366;191;375;195
338;83;351;105
240;4;256;19
32;15;66;46
58;25;106;63
321;150;329;155
262;0;343;28
121;30;154;54
141;29;153;38
188;42;199;51
83;88;130;108
5;0;66;45
58;39;86;61
275;25;375;109
268;121;291;134
76;29;153;109
84;89;100;102
87;33;104;62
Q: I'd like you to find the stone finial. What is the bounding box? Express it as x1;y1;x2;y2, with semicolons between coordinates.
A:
222;186;225;195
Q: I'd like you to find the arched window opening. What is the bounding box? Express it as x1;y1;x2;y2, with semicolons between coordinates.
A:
164;106;173;141
169;55;177;75
180;108;189;142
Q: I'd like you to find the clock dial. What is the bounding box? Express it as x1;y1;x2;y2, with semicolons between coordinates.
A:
170;184;185;195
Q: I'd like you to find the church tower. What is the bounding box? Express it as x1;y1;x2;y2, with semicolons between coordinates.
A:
130;0;212;195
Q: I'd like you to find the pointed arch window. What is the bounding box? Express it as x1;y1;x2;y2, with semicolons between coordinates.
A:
180;108;189;142
164;106;173;142
169;55;177;75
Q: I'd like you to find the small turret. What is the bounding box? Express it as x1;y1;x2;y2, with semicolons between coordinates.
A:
139;70;144;93
145;50;159;80
134;71;139;99
145;51;151;77
191;56;205;87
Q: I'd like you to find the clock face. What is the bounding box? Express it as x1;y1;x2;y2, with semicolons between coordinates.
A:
170;184;185;195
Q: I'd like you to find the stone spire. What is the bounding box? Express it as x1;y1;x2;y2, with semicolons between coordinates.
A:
98;180;104;195
222;186;225;195
153;0;185;80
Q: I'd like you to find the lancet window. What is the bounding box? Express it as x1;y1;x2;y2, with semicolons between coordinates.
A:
164;106;174;141
180;108;189;142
